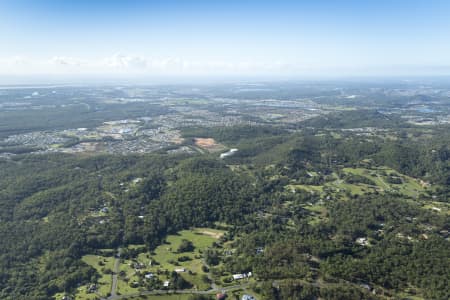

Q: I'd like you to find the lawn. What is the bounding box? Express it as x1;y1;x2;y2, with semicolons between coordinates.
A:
423;201;450;215
126;294;200;300
121;290;260;300
303;204;328;225
81;254;115;297
115;228;224;295
283;165;430;226
342;166;426;197
286;184;323;194
148;229;223;289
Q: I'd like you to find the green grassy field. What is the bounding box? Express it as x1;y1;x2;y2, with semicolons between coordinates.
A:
303;204;328;225
343;166;425;197
147;229;223;290
125;294;200;300
81;254;115;297
120;289;261;300
422;201;450;215
114;228;224;295
283;165;430;226
288;166;426;199
287;184;323;194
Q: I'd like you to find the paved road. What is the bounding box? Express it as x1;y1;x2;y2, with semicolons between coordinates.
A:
107;282;251;300
202;258;217;291
108;248;122;299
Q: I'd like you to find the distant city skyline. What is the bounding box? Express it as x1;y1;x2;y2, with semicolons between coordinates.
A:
1;0;450;81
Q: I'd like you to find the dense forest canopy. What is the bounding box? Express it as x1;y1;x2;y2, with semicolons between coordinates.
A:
0;106;449;300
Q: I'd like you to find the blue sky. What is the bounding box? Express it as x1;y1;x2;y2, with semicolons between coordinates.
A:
1;0;450;79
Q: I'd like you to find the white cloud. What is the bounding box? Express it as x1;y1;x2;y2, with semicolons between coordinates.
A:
51;56;83;66
3;53;446;78
0;53;293;75
0;54;328;77
105;53;147;69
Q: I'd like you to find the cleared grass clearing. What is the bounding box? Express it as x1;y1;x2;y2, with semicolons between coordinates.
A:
116;257;143;295
117;276;141;295
82;254;115;272
115;228;224;294
423;201;450;215
149;229;222;290
283;165;431;226
303;204;328;225
53;290;99;300
287;184;323;194
396;292;425;300
81;254;115;297
343;166;426;197
130;295;197;300
336;182;368;195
